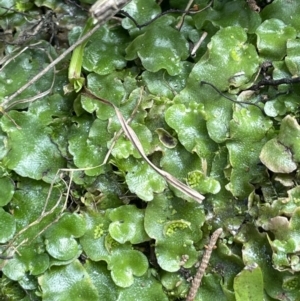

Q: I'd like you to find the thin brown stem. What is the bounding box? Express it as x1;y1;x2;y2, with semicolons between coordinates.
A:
103;87;144;164
186;228;223;301
201;81;264;112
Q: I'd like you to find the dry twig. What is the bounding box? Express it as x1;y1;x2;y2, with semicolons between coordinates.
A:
103;87;144;164
191;31;207;57
175;0;194;30
186;228;223;301
83;89;205;203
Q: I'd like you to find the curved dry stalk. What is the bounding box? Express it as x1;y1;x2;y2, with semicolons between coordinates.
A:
186;228;223;301
83;89;205;203
103;87;144;164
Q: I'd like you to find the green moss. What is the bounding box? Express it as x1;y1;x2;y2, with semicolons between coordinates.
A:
164;220;191;237
94;223;105;239
282;276;299;291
